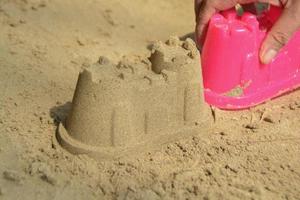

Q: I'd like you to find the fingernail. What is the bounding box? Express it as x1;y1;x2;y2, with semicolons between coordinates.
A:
261;49;277;64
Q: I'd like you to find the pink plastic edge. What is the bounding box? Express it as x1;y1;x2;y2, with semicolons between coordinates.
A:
201;7;300;110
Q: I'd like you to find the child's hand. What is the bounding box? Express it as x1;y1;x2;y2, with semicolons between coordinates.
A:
195;0;300;64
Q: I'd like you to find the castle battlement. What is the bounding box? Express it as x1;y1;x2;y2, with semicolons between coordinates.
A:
56;37;212;160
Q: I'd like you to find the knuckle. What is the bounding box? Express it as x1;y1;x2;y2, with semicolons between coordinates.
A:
269;31;290;48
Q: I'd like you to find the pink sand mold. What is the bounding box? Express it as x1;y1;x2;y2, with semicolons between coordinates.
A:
201;6;300;109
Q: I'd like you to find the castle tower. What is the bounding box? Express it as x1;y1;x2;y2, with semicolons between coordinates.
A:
150;36;211;125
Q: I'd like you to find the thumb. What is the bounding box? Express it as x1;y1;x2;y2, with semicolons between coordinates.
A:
260;6;300;64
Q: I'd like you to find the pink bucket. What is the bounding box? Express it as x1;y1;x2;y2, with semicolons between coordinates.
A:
201;6;300;109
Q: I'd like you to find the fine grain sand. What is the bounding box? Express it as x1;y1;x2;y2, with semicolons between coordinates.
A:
56;37;212;160
0;0;300;200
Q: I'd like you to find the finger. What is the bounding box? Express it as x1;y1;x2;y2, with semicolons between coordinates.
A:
194;0;202;19
195;1;216;46
260;4;300;64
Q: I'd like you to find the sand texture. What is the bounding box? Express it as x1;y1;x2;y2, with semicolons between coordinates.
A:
0;0;300;199
57;37;211;160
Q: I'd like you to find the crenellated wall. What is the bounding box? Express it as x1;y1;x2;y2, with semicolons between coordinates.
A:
57;37;212;159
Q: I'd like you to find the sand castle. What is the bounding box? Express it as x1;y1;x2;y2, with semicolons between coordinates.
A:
56;37;212;160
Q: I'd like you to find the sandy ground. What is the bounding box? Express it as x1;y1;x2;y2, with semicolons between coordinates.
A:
0;0;300;199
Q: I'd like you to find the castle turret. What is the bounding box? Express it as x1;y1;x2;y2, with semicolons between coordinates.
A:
150;36;211;125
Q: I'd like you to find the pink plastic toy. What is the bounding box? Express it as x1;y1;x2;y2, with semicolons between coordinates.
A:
201;6;300;109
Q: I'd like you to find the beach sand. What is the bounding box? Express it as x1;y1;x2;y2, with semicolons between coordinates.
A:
0;0;299;199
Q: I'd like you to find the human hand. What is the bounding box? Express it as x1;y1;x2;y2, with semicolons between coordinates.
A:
195;0;300;64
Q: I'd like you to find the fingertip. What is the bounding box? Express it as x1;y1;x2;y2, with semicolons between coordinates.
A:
195;24;204;46
259;5;299;64
260;48;278;64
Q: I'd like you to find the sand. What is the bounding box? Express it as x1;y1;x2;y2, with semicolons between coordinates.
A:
0;0;300;199
56;37;211;160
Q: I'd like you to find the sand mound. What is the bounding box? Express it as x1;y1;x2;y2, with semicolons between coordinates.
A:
56;37;212;160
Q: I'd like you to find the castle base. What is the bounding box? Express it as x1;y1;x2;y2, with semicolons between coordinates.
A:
54;122;213;161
